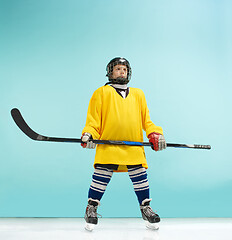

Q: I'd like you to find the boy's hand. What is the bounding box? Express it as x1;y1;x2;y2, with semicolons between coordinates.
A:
81;132;96;149
148;132;166;151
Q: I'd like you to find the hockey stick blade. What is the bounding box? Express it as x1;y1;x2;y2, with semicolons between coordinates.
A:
10;108;211;149
11;108;82;143
11;108;41;140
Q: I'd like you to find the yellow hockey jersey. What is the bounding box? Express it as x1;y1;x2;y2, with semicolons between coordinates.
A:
82;85;163;172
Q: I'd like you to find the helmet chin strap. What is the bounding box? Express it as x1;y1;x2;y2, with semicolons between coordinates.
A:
105;77;129;86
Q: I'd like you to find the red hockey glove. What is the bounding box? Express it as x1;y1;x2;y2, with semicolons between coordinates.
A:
81;132;96;149
148;132;167;151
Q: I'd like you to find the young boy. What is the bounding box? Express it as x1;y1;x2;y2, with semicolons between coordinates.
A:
81;57;166;231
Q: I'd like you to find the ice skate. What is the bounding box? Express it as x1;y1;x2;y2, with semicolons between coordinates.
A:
140;199;160;230
84;198;100;231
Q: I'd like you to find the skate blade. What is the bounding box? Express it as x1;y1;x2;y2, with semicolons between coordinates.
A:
145;222;159;230
85;223;96;231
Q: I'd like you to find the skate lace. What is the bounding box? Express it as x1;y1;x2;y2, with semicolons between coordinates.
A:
86;205;102;218
143;206;157;217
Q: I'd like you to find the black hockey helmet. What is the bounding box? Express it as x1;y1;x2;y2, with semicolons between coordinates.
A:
105;57;132;85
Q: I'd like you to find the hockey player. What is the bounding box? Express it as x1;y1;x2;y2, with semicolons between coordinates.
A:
81;57;166;231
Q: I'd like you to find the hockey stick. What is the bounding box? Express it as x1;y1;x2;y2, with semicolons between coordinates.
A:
10;108;211;150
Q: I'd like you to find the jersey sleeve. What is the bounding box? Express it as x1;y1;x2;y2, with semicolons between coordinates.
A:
140;90;164;136
82;88;102;139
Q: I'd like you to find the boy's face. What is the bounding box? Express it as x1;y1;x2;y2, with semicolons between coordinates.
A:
111;64;128;79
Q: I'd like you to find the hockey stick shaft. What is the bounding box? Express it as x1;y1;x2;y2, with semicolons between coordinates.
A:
11;108;211;150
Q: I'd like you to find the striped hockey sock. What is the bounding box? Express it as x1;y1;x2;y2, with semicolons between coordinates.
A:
88;167;113;201
128;166;150;205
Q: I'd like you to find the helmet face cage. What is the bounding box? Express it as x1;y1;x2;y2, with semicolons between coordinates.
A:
106;57;132;84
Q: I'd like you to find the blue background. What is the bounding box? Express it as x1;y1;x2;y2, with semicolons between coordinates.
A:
0;0;231;217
